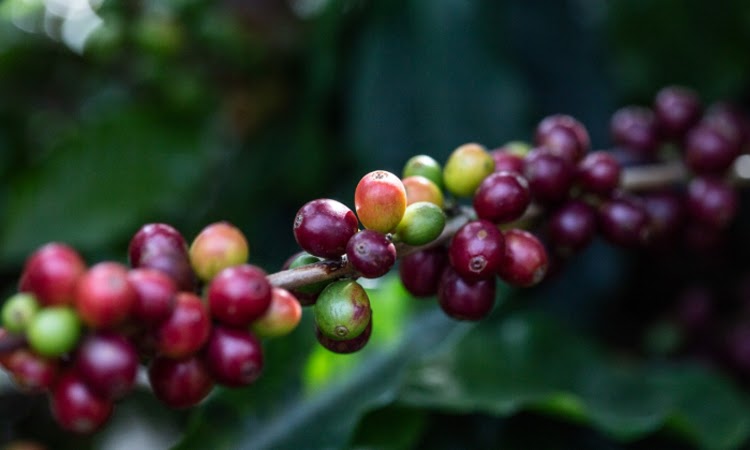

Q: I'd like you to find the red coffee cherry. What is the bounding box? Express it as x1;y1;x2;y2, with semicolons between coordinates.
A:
148;355;214;409
399;247;448;298
75;262;136;329
128;223;195;291
354;170;407;234
473;171;531;224
189;221;249;282
534;114;590;163
156;292;211;358
203;326;263;387
449;220;505;281
497;229;549;287
577;151;622;197
127;268;177;326
76;332;139;400
50;371;113;434
19;243;86;307
208;264;272;327
4;349;59;392
293;199;359;260
346;230;397;279
438;266;496;321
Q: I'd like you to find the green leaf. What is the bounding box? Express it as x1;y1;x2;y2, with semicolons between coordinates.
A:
0;107;212;264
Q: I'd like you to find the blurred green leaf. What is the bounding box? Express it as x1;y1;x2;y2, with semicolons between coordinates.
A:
0;107;212;264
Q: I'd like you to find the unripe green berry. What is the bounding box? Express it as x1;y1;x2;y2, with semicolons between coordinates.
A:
313;280;371;341
26;307;81;357
403;155;444;189
2;293;40;334
443;143;495;197
394;202;446;246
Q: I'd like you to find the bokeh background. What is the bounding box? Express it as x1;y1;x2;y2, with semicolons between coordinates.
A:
2;0;750;449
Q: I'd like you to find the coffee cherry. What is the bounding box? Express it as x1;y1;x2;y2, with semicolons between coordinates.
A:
148;355;214;409
443;143;495;197
449;220;505;281
393;201;446;246
703;102;748;148
576;151;621;197
402;175;444;208
127;268;177;326
473;171;531;224
50;371;113;434
684;123;740;175
128;223;195;292
598;196;651;247
203;326;263;387
156;292;210;358
315;318;372;354
497;229;548;287
524;148;575;204
610;106;660;153
313;280;371;341
534;114;590;163
293;199;359;259
287;252;329;305
76;332;138;400
686;177;738;229
653;85;701;139
346;230;396;279
642;190;685;245
19;243;86;306
438;266;496;321
4;349;58;392
2;293;40;334
402;154;444;189
251;288;302;338
548;200;597;253
189;221;249;282
491;147;526;174
27;307;81;357
354;170;407;234
75;262;136;329
208;264;272;327
399;247;448;298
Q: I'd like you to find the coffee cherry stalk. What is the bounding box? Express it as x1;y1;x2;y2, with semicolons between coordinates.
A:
1;85;748;435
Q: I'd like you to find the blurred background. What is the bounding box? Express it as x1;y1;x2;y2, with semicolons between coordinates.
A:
1;0;750;449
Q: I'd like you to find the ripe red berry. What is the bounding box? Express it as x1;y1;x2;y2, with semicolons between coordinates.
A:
4;349;58;392
598;196;651;247
208;264;272;327
524;148;575;204
577;151;622;197
76;332;139;400
127;268;177;326
156;292;211;358
684;123;740;175
398;247;448;298
346;230;397;279
610;106;660;153
534;114;590;163
642;190;685;246
548;200;597;253
438;266;496;321
148;355;214;409
203;326;263;387
251;287;303;338
654;86;701;139
449;220;505;281
19;243;86;306
473;171;531;224
686;177;738;229
128;223;195;291
354;170;407;233
50;371;113;434
497;229;548;287
293;199;359;260
75;262;136;329
490;143;527;174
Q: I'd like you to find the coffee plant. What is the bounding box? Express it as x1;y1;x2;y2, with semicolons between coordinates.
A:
3;1;750;449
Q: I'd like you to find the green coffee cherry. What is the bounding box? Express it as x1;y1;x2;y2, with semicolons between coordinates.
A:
26;307;81;357
313;280;371;341
289;252;331;296
394;202;446;246
1;293;40;334
443;143;495;197
403;155;444;189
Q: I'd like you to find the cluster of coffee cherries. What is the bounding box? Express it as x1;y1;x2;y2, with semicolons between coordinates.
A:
0;222;302;434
